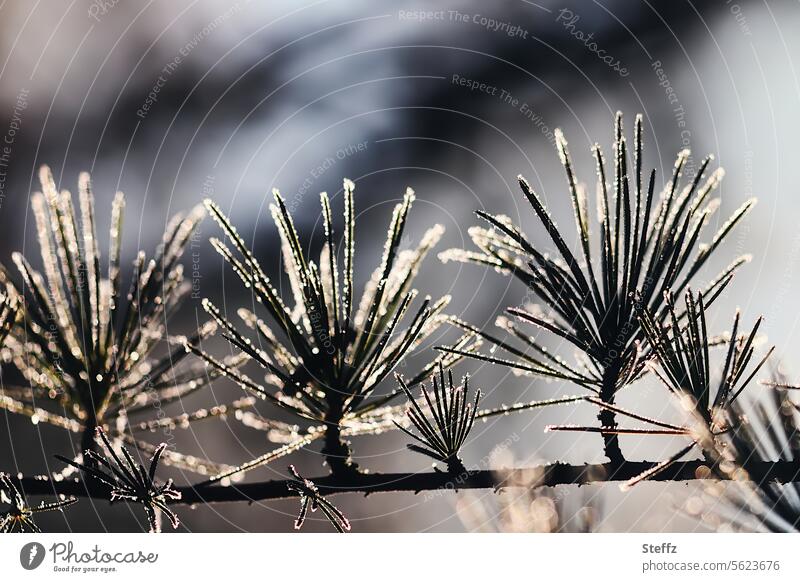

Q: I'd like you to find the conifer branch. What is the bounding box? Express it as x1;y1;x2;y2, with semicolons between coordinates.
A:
10;458;800;504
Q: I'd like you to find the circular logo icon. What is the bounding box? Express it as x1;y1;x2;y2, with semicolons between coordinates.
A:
20;542;46;570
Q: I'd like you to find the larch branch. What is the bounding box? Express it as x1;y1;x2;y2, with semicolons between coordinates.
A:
11;458;800;504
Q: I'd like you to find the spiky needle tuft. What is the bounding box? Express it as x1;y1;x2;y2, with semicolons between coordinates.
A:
287;465;351;533
56;428;180;533
0;473;77;533
187;180;461;481
394;363;480;473
439;112;755;464
0;166;234;476
574;289;774;490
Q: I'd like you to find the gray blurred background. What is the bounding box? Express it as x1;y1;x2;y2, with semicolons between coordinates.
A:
1;0;798;532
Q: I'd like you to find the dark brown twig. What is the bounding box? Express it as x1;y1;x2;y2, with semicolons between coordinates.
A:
10;459;800;505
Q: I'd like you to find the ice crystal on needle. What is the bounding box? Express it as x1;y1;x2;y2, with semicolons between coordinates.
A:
0;292;17;347
439;113;755;464
287;465;350;533
0;166;233;475
187;180;466;481
0;473;77;533
566;289;773;490
395;363;480;472
704;386;800;532
57;428;180;533
0;114;781;534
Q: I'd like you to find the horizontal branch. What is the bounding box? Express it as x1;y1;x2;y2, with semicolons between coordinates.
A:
11;458;800;505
